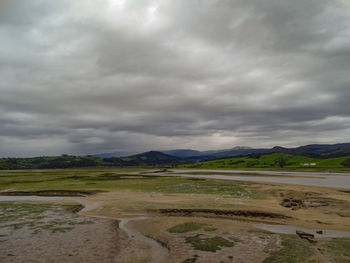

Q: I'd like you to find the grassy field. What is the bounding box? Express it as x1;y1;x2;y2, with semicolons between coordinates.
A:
0;168;264;199
180;153;350;169
262;235;315;263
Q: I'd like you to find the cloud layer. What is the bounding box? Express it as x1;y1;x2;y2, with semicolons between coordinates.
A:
1;0;350;156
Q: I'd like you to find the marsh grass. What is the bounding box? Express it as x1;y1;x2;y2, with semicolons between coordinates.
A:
168;222;207;233
182;255;199;263
325;238;350;262
203;227;217;232
0;169;264;199
0;202;93;234
263;235;315;263
185;234;235;252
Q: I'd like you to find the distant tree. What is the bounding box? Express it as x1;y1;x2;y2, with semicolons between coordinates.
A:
275;155;287;168
341;158;350;168
246;160;259;168
249;153;261;159
7;158;18;165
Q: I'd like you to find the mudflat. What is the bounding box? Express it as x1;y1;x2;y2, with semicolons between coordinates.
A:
1;168;350;263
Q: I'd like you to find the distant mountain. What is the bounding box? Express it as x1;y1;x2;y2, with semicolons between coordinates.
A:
125;151;186;165
162;149;204;158
93;151;134;158
199;148;267;160
162;147;268;161
268;143;350;158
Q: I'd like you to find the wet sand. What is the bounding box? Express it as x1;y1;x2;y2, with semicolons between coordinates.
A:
0;196;168;263
1;168;350;263
0;203;121;263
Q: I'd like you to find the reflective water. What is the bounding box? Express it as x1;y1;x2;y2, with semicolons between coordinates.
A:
254;223;350;238
166;169;350;189
0;196;64;202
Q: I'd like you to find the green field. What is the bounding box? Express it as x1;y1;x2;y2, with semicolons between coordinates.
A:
181;153;350;169
0;152;182;170
0;168;263;199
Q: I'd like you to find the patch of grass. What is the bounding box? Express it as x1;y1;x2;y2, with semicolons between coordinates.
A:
185;234;235;252
203;227;217;232
325;238;350;262
168;222;218;233
0;202;94;234
168;222;207;233
182;255;199;263
263;235;315;263
50;227;75;233
228;237;241;242
0;168;264;199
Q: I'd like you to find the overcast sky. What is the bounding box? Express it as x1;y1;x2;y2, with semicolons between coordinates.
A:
1;0;350;157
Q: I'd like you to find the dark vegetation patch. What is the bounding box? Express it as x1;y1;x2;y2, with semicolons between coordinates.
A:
181;255;199;263
0;203;93;234
341;158;350;168
61;173;172;181
276;190;350;214
168;222;206;233
263;235;315;263
0;151;185;170
280;198;304;210
67;204;84;213
158;209;290;219
0;190;105;197
325;238;350;262
185;234;235;252
203;227;217;232
167;222;217;233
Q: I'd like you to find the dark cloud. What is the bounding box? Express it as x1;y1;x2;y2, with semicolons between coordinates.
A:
0;0;350;157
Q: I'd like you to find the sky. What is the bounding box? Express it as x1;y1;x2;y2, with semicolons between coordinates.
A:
1;0;350;157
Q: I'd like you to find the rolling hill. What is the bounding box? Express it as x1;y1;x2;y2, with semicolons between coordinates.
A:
94;143;350;161
268;143;350;158
0;151;185;170
123;151;185;166
162;149;204;158
181;153;350;169
163;147;268;161
3;143;350;170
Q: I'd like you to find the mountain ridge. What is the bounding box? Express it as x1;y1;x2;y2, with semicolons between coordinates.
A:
268;143;350;158
94;143;350;160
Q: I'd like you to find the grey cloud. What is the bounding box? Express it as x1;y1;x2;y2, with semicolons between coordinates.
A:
0;0;350;157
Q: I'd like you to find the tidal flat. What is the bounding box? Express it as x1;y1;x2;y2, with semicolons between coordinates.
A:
1;168;350;262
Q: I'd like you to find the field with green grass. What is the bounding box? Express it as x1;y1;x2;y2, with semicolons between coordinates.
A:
181;153;350;169
0;151;183;170
0;168;263;199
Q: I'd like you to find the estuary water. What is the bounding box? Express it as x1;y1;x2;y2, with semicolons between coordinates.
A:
163;169;350;189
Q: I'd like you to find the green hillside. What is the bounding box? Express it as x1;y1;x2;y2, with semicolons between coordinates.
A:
181;153;350;169
0;151;184;170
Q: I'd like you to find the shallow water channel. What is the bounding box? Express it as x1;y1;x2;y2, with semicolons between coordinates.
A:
254;223;350;238
165;169;350;189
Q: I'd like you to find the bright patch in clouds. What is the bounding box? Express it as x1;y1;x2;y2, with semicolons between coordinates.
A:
0;0;350;156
